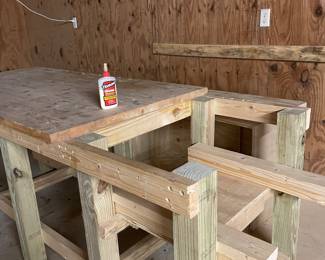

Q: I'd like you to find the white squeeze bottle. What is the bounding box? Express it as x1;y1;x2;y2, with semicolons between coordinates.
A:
98;63;118;110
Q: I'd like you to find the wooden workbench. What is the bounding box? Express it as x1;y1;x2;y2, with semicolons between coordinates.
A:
0;67;210;259
0;67;206;143
0;67;305;260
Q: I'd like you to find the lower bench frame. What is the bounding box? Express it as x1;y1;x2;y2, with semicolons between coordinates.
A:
0;90;312;260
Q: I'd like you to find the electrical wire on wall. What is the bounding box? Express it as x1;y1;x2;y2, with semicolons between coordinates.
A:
15;0;78;29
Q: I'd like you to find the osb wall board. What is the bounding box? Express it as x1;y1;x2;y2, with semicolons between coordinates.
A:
0;0;31;71
17;0;325;174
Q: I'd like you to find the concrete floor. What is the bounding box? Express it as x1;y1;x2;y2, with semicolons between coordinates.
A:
1;155;325;259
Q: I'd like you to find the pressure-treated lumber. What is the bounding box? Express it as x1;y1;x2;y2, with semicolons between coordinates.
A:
97;139;140;239
77;134;120;260
113;174;271;237
0;139;47;260
188;143;325;206
0;167;75;197
31;151;65;169
120;235;166;260
217;224;279;260
191;96;215;145
153;43;325;63
99;215;129;239
272;109;307;260
96;101;191;147
0;195;86;260
0;125;198;217
207;90;309;125
112;189;279;260
173;162;218;260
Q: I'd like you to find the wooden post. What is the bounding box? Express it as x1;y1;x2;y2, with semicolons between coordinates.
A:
272;108;307;260
77;134;120;260
175;96;217;259
0;139;47;260
114;139;136;160
173;162;217;260
191;96;215;146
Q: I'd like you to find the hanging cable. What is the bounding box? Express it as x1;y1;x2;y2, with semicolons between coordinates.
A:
15;0;78;28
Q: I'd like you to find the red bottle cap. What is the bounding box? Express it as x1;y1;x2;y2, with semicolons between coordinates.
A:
103;63;110;77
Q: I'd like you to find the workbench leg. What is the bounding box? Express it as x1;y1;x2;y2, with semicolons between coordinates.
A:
191;96;215;146
77;134;120;260
173;162;217;260
272;108;307;260
0;139;47;260
114;139;136;160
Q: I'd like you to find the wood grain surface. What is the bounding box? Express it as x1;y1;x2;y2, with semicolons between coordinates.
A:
0;67;206;143
153;43;325;63
0;0;31;71
4;0;325;174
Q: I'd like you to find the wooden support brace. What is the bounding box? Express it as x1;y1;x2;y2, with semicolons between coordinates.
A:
0;139;47;260
173;162;218;260
120;235;166;260
96;101;191;147
0;167;75;197
97;138;138;240
191;96;215;146
76;133;120;260
272;108;307;260
0;125;198;218
207;91;308;125
111;189;281;260
188;143;325;206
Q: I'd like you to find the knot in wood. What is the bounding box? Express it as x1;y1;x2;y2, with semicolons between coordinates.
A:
13;168;24;178
301;134;306;146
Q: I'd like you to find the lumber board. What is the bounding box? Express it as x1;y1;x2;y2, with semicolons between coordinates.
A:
96;101;191;147
120;235;166;260
216;116;261;129
0;195;86;260
99;215;129;240
0;167;75;197
77;134;119;260
0;139;47;260
31;151;66;169
272;108;307;260
111;175;272;237
191;96;215;145
172;162;218;260
188;143;325;206
0;125;199;218
112;188;279;260
153;43;325;63
0;68;207;143
207;90;308;125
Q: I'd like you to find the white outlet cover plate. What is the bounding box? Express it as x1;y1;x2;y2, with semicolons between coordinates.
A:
260;9;271;27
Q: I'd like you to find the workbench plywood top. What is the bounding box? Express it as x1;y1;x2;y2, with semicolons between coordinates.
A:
0;68;207;143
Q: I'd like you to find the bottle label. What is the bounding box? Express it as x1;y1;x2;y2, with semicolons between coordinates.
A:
102;81;117;106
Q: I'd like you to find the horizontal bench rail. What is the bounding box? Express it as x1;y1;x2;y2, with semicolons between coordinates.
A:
189;143;325;206
0;125;200;218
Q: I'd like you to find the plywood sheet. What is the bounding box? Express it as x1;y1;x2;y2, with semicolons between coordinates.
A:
0;68;207;143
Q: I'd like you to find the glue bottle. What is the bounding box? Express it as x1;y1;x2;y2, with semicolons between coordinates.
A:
98;63;118;110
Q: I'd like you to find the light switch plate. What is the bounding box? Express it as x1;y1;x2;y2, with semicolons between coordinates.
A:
260;9;271;27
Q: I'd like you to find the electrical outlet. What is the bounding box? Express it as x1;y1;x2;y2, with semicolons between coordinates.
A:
260;9;271;27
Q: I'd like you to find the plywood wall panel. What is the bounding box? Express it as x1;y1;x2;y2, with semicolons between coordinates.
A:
0;0;31;71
